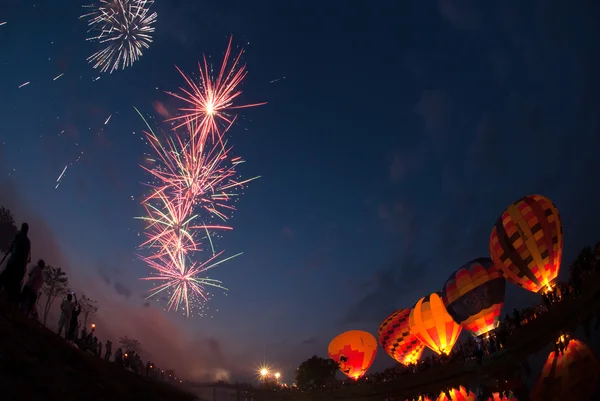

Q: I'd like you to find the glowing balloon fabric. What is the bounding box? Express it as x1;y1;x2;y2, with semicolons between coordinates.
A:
409;293;462;355
531;338;600;401
437;386;476;401
378;309;425;365
442;257;506;337
490;194;563;293
328;330;377;380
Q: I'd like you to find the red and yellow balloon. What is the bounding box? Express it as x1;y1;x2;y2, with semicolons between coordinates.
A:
442;257;506;337
490;194;563;293
409;292;462;355
378;309;425;365
328;330;377;380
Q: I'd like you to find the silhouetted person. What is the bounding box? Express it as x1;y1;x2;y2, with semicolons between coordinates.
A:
105;340;112;361
98;341;102;358
58;293;74;338
20;259;45;317
0;223;31;305
68;302;81;341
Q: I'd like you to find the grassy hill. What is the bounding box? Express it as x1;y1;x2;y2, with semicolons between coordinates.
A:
0;306;197;401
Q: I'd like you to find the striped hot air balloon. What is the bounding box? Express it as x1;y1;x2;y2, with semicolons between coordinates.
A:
490;194;563;293
378;309;425;365
409;293;462;355
437;386;476;401
531;338;600;401
328;330;377;380
442;257;506;337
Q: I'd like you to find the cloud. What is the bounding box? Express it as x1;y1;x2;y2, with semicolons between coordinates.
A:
281;226;294;237
389;152;421;182
414;90;453;147
301;337;318;346
114;281;132;299
343;254;429;324
438;0;481;30
376;202;419;248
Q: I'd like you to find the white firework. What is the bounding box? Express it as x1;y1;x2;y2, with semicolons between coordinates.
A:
81;0;157;74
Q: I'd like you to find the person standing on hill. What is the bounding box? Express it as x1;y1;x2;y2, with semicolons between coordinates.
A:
105;340;112;361
0;223;31;306
20;259;45;317
58;293;74;339
68;301;81;341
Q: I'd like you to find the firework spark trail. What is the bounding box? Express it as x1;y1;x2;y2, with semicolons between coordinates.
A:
136;40;264;316
80;0;157;74
18;82;30;88
53;73;64;81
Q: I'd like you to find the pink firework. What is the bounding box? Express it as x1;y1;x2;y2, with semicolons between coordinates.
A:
166;36;267;141
137;38;264;316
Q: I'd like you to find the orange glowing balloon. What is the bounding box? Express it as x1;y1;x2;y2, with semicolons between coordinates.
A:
489;194;563;293
409;292;462;355
327;330;377;380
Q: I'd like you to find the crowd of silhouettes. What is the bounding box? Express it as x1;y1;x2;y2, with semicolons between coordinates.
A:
0;221;166;382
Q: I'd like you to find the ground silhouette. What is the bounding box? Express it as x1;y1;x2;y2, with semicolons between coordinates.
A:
0;306;196;401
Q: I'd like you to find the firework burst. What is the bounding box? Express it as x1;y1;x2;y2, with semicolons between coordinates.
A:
81;0;157;74
166;36;267;141
137;38;264;316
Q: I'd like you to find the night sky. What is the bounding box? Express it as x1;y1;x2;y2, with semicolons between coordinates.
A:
1;0;600;384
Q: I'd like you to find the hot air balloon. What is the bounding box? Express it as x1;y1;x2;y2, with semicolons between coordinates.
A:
442;257;506;337
327;330;377;380
437;386;476;401
489;194;563;293
531;337;600;401
408;293;462;355
378;309;425;365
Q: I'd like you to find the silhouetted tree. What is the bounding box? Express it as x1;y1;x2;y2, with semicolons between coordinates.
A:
119;336;142;354
0;206;18;255
41;266;69;326
295;356;338;389
79;293;98;328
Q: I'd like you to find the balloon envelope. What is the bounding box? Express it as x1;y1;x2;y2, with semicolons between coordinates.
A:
378;309;425;365
490;194;563;293
327;330;377;380
409;293;462;355
443;257;506;337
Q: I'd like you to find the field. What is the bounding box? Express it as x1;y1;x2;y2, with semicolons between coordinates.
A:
0;307;197;401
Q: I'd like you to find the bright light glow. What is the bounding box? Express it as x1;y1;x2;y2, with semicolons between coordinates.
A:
260;368;268;377
274;372;281;379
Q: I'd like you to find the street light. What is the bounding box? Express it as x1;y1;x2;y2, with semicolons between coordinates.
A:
274;372;281;382
260;368;269;378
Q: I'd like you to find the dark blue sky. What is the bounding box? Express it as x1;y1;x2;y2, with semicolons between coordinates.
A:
1;0;600;383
